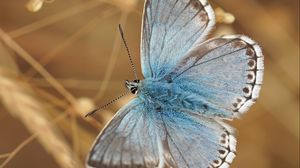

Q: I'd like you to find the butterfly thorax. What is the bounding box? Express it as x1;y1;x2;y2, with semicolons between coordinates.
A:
136;78;181;111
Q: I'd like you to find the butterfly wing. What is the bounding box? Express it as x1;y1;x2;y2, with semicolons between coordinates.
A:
165;35;264;119
141;0;215;78
159;110;237;168
86;98;164;168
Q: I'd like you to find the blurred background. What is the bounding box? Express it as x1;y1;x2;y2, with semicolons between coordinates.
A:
0;0;298;168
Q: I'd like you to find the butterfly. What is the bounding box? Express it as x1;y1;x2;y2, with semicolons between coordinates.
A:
86;0;264;167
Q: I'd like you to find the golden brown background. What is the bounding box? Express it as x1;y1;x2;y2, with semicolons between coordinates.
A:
0;0;299;168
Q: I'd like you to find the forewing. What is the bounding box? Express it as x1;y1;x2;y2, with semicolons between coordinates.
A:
167;35;264;119
160;110;237;168
86;98;163;168
141;0;215;78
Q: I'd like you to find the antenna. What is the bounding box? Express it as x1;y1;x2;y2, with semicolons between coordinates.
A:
85;91;130;117
85;25;138;117
118;24;138;80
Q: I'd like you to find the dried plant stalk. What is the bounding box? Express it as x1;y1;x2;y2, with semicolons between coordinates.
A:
215;7;235;24
0;41;82;167
26;0;45;12
25;9;118;78
26;0;55;12
0;69;83;168
110;0;138;13
10;1;102;38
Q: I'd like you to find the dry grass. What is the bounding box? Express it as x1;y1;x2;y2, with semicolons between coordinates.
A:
0;58;81;167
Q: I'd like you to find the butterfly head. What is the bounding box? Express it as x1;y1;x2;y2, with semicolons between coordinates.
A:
125;80;140;94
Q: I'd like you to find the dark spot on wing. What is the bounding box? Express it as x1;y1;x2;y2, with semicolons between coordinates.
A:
203;104;208;110
218;149;226;155
243;87;250;93
232;40;247;48
246;48;255;57
213;159;220;164
199;11;208;22
247;74;254;80
221;133;227;138
191;0;201;9
248;60;255;67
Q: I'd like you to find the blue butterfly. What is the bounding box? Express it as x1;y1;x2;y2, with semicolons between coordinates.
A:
86;0;264;168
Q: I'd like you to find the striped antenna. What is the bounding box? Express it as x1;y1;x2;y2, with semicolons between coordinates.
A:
85;91;130;117
118;24;138;80
85;25;137;117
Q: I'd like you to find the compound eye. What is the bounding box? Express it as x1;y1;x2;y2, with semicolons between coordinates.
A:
131;88;137;94
133;80;140;83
